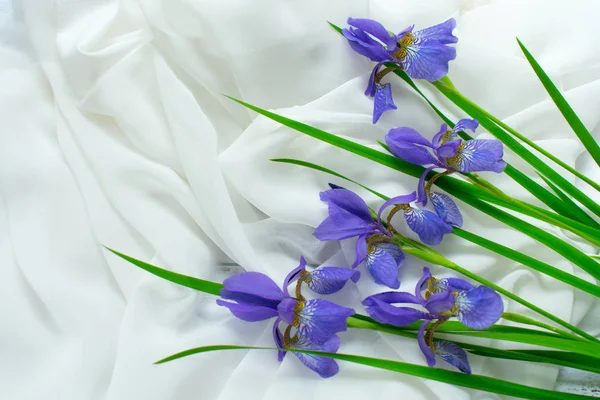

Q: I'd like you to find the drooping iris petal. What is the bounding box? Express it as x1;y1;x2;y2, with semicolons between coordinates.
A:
291;333;341;378
434;340;472;374
221;272;285;303
283;256;307;292
352;234;369;268
453;118;478;133
413;18;457;45
404;208;453;245
362;292;429;326
306;266;360;294
455;286;504;329
450;139;506;173
373;83;397;123
402;39;456;82
417;319;436;366
272;318;286;362
430;192;463;227
295;299;355;344
216;300;279;322
385;127;438;166
366;242;404;289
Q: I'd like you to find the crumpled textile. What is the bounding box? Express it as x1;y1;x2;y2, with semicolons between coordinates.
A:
0;0;599;399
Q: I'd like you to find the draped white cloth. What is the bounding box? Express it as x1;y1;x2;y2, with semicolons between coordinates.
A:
1;0;599;399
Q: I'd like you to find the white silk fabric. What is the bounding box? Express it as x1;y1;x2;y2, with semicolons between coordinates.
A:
1;0;599;399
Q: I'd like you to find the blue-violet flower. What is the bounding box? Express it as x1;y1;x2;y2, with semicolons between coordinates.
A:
362;267;503;373
343;18;457;123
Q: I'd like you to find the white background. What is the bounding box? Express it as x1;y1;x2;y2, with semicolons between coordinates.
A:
1;0;599;399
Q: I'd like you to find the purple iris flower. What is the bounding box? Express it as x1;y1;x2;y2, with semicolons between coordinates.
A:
362;267;503;373
314;184;451;287
217;257;356;346
342;18;457;123
273;318;341;378
385;119;506;225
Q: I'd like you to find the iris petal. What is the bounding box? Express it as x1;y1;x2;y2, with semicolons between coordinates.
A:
272;318;286;362
362;292;428;326
402;39;456;82
430;192;463;227
291;334;341;378
373;83;398;123
221;272;285;302
415;267;433;301
455;286;504;329
404;208;453;245
295;299;355;344
434;340;472;374
452;139;506;173
453;118;479;133
366;242;404;289
418;320;436;367
385;127;438;166
216;300;279;322
306;266;360;294
283;256;307;292
353;234;369;268
413;18;457;45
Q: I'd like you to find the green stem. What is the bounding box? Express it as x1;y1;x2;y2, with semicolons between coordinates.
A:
501;312;582;341
469;175;600;248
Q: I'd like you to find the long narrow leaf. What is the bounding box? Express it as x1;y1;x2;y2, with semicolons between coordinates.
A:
432;80;600;219
155;345;592;400
517;38;600;168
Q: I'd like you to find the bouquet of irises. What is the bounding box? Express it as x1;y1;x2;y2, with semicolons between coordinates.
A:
109;17;600;399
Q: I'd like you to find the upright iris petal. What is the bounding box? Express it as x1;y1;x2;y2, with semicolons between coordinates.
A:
314;185;377;241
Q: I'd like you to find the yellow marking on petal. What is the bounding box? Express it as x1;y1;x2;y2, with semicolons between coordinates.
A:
446;141;465;170
291;301;305;327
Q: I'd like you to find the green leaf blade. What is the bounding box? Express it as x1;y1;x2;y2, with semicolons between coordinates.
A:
517;38;600;167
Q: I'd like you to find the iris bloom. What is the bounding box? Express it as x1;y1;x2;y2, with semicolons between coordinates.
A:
314;184;452;288
385;119;506;226
217;257;356;377
342;18;457;123
362;267;503;373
